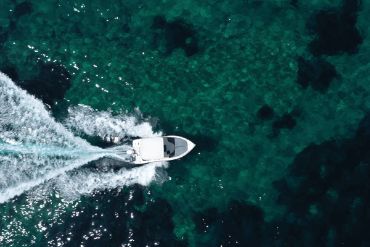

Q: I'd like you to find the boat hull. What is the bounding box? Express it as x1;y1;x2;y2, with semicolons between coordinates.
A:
131;135;195;164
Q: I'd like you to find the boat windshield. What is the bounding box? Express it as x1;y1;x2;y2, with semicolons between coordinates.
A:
164;137;188;158
164;137;175;157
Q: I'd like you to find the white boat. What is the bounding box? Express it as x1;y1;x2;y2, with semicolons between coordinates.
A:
129;135;195;164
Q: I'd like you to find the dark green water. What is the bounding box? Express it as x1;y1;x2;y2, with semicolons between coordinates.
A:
1;0;370;246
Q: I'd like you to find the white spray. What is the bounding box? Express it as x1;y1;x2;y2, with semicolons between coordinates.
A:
0;72;166;203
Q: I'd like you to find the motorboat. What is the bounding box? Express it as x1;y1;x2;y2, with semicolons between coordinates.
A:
128;135;195;164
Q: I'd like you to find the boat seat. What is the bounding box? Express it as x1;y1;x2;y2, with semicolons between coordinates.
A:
164;137;175;157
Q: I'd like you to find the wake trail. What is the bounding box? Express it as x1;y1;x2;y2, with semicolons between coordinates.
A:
64;104;161;141
0;72;165;204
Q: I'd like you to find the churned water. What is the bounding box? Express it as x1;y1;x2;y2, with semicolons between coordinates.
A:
0;72;166;202
1;0;370;246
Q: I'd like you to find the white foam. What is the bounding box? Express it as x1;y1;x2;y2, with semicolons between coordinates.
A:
64;105;161;141
0;72;165;203
52;161;167;201
0;154;105;203
0;74;91;149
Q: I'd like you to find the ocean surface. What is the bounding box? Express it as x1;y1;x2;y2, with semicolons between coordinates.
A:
1;0;370;246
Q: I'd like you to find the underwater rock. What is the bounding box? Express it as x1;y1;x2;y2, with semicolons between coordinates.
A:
356;112;370;138
18;62;71;107
257;105;274;120
307;0;362;56
131;198;187;247
0;27;8;47
44;186;141;246
152;16;167;29
193;200;264;246
273;112;370;246
272;113;296;132
290;0;298;8
45;186;186;246
152;16;199;57
0;2;31;44
297;56;337;93
14;1;33;18
1;65;19;82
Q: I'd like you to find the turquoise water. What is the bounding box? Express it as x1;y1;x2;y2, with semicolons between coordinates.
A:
1;0;370;246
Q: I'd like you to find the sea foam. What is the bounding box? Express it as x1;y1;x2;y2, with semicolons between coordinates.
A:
0;72;166;203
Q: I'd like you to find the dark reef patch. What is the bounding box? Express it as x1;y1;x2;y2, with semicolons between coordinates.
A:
193;200;264;247
290;0;298;8
17;62;71;107
273;112;370;246
257;104;274;121
272;113;297;136
297;56;337;93
131;198;187;247
307;0;362;56
45;185;144;246
357;112;370;137
152;16;199;57
14;1;33;18
0;27;8;47
0;1;32;45
1;65;19;82
45;186;186;247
